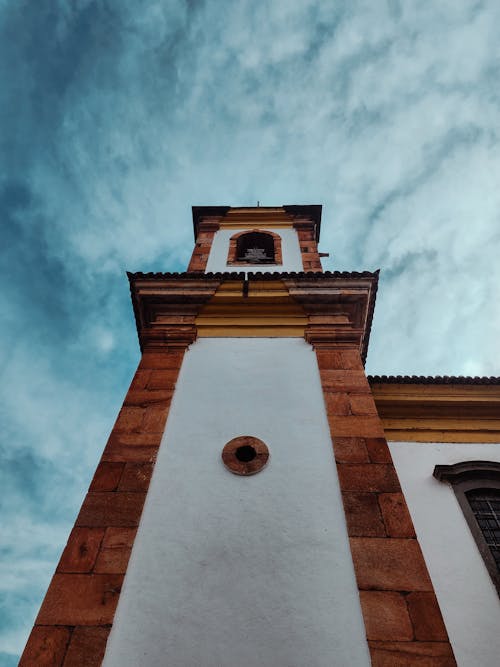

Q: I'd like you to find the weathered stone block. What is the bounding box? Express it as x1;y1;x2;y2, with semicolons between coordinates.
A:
350;538;433;591
19;626;70;667
57;528;105;573
368;640;456;666
337;464;400;493
63;626;110;666
118;463;154;492
360;591;413;641
407;592;449;641
378;493;415;538
328;415;385;438
89;463;124;492
342;492;386;537
332;437;370;463
76;492;146;527
36;574;123;625
365;437;393;463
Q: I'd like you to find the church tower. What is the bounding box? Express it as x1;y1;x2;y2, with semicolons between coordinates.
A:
20;206;456;666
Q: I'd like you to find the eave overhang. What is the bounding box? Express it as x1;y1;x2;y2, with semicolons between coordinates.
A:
192;205;323;241
369;378;500;443
127;270;378;363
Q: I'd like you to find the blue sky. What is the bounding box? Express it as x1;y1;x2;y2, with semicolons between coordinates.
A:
2;1;500;663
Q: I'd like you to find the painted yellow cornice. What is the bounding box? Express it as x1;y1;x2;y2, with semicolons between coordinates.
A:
371;382;500;443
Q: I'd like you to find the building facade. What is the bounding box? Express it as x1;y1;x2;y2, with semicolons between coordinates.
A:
20;206;500;666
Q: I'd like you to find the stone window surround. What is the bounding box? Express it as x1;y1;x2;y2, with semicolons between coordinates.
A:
226;229;283;266
434;460;500;594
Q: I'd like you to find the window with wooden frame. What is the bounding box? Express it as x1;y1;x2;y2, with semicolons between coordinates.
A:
434;461;500;594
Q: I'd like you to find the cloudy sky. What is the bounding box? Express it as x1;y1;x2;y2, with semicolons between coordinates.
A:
2;0;500;663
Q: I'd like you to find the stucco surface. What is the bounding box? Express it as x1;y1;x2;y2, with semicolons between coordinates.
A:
390;441;500;667
103;338;370;667
205;227;303;272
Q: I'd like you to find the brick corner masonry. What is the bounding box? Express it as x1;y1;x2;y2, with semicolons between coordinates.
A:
316;347;456;666
19;349;186;667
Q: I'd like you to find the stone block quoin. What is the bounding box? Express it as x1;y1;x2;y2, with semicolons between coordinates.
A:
19;348;186;667
315;347;456;665
187;219;220;271
293;219;323;271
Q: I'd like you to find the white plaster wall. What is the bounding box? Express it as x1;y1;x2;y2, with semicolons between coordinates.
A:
389;441;500;667
205;228;303;273
103;338;370;667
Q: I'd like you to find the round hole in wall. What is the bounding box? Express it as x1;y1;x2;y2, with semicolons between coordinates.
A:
222;436;269;476
235;445;257;462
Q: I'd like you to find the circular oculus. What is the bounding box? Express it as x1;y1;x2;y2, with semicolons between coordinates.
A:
221;436;270;476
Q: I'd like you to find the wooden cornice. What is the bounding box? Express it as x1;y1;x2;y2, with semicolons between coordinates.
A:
195;279;308;338
283;272;378;362
370;382;500;443
128;271;378;361
128;273;225;350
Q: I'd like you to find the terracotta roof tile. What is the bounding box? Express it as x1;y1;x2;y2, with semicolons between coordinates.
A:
368;375;500;385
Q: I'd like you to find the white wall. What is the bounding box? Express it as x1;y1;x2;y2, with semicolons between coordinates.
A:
103;338;370;667
205;228;303;273
389;441;500;667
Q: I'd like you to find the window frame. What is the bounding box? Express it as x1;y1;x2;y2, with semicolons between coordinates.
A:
433;460;500;594
226;229;283;266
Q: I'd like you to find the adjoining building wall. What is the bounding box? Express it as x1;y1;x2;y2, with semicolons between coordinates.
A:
205;228;303;273
390;441;500;667
102;338;370;667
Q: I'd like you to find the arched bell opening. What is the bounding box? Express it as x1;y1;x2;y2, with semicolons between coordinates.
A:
236;232;275;263
227;229;283;266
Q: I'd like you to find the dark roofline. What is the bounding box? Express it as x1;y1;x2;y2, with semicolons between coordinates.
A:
127;270;377;281
363;270;379;365
192;205;323;241
283;205;322;241
368;375;500;385
192;206;231;240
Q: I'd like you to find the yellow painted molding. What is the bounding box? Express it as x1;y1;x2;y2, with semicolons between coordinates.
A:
382;428;500;444
382;429;500;443
217;207;296;230
371;382;500;443
224;208;290;218
382;417;500;431
195;279;308;338
371;383;500;401
197;326;305;338
219;221;295;230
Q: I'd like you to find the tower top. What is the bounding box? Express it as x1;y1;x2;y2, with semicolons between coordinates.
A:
192;205;323;241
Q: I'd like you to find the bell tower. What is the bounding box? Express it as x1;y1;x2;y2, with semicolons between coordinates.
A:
20;206;455;666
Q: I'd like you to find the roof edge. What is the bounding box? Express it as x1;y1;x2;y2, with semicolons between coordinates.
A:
361;269;379;366
191;204;323;241
368;375;500;385
127;270;378;281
